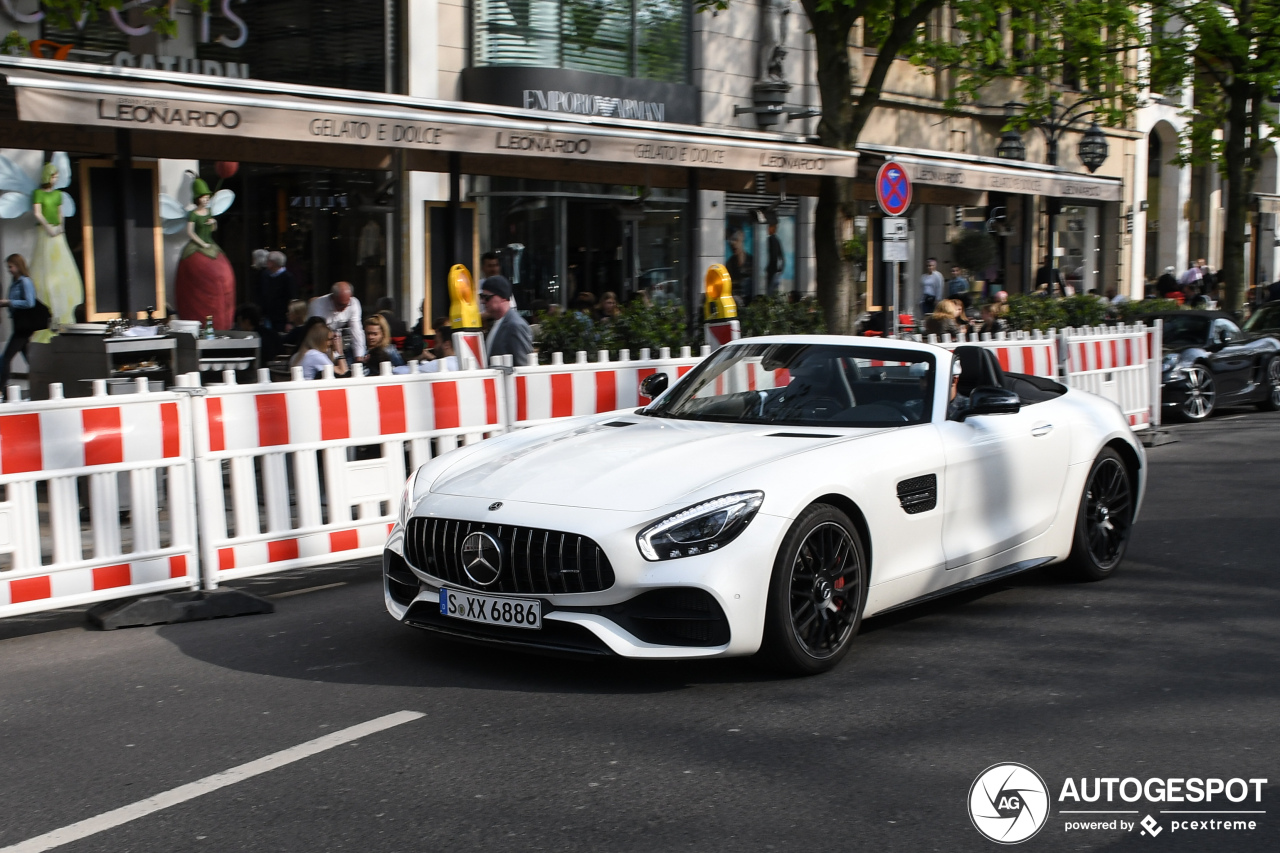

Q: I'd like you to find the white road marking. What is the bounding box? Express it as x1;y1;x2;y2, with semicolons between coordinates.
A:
267;582;348;599
0;711;424;853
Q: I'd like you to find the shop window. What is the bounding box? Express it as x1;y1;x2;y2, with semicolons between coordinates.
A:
475;0;690;84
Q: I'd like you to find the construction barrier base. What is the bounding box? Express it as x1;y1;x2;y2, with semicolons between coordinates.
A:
86;588;275;630
1140;429;1179;448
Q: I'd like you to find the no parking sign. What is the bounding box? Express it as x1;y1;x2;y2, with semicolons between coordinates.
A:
876;161;912;216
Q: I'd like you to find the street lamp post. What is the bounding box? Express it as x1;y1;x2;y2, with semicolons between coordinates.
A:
995;97;1112;292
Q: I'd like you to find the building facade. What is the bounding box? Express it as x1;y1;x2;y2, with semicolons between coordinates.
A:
1;0;1268;348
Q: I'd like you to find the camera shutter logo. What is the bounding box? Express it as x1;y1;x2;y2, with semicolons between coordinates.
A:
460;532;503;587
969;763;1050;844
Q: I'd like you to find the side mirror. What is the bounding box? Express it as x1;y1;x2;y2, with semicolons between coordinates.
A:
963;386;1021;419
639;372;669;400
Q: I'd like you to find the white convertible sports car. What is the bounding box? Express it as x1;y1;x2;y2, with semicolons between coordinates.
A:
384;336;1145;674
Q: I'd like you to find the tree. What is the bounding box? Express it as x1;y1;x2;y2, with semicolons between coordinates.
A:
695;0;1143;331
1146;0;1280;310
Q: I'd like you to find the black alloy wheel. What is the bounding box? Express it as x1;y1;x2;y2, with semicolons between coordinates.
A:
761;504;867;675
1178;364;1215;421
1257;357;1280;411
1061;448;1134;582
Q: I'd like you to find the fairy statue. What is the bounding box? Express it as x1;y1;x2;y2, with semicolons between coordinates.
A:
164;174;236;330
0;151;83;342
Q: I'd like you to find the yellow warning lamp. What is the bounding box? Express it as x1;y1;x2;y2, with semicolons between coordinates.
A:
704;263;738;321
448;264;481;330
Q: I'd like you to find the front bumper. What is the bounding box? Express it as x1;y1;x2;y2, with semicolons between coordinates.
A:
1159;372;1192;408
384;494;792;659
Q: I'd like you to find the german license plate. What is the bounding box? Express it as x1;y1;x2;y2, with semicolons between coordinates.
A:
440;588;541;630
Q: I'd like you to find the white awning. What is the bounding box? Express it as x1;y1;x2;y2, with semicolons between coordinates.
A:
0;59;857;180
859;144;1123;203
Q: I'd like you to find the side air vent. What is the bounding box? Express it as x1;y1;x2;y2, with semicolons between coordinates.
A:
897;474;937;514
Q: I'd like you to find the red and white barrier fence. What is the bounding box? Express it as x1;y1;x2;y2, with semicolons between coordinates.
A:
917;329;1060;378
1060;323;1159;431
191;362;506;586
507;347;706;428
0;380;199;618
0;324;1163;620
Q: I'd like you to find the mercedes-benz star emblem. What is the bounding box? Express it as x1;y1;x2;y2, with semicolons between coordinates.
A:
460;531;503;587
489;501;503;511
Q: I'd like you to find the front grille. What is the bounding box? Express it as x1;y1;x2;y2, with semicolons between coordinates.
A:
403;517;616;595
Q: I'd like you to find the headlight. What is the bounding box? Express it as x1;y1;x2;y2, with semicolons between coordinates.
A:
397;468;432;526
637;491;764;561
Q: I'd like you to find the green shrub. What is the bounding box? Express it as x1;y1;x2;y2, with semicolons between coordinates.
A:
1004;294;1068;332
1117;298;1184;323
534;310;599;363
739;294;826;338
533;301;691;363
1060;294;1110;328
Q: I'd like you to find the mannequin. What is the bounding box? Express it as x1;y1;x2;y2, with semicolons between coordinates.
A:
174;177;235;330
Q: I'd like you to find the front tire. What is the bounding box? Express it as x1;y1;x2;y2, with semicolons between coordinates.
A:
760;504;867;675
1256;356;1280;411
1060;448;1134;582
1176;364;1215;421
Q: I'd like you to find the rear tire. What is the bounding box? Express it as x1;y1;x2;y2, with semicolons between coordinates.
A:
1060;448;1134;582
760;504;867;675
1256;356;1280;411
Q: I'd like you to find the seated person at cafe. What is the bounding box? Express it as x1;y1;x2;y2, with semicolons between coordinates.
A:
363;313;407;374
290;318;349;380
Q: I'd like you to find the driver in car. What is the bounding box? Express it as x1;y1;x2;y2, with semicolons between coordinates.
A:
946;358;969;421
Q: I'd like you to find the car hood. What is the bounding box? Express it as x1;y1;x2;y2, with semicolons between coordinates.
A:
430;416;883;512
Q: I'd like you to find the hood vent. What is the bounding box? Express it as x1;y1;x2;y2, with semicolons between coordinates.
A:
603;421;638;428
897;474;938;514
767;432;840;438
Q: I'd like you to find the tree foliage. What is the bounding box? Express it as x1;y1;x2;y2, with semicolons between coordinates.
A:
1141;0;1280;310
10;1;208;40
693;0;1145;331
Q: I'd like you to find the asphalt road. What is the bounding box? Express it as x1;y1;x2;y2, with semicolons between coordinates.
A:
1;410;1277;852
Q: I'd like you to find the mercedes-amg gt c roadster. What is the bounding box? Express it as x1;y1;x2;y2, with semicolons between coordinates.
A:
384;336;1145;673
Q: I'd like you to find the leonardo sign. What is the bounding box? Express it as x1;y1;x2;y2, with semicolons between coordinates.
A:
7;73;859;179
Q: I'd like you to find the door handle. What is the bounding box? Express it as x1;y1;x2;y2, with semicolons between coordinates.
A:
1031;423;1054;437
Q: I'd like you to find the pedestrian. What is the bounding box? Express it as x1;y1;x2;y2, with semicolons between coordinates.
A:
1034;258;1064;297
1157;266;1180;300
309;281;366;360
290;319;349;380
1;253;47;390
262;251;296;331
947;265;971;308
481;275;533;366
765;220;785;292
480;251;502;284
1179;259;1205;296
920;258;944;315
573;291;596;322
363;313;407;374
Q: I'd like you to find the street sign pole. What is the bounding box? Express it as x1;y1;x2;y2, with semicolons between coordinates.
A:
875;162;913;340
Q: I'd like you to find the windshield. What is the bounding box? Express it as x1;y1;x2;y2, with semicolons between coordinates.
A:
1160;315;1210;349
1244;305;1280;333
640;343;936;427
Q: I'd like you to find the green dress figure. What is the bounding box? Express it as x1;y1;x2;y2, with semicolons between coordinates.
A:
30;162;84;343
174;177;235;330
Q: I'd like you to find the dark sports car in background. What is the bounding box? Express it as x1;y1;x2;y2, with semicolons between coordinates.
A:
1243;301;1280;336
1148;311;1280;421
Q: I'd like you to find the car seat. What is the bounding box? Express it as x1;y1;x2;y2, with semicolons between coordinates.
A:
953;345;1005;397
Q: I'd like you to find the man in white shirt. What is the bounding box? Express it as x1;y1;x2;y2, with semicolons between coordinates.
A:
308;281;366;359
920;258;945;315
